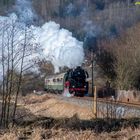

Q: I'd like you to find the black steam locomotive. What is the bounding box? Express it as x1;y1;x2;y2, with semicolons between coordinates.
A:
64;66;89;96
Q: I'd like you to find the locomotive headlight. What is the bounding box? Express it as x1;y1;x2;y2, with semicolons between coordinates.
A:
73;86;75;88
84;85;86;88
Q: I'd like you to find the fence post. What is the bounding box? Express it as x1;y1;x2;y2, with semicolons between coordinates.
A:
93;86;97;118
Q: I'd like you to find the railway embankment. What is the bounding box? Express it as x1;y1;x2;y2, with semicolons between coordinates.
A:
2;92;140;124
41;92;140;119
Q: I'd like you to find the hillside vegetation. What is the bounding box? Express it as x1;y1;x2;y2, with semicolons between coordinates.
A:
0;0;15;14
98;23;140;90
33;0;140;42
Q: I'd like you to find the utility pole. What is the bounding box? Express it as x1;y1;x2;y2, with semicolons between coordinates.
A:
91;52;97;118
91;58;94;97
91;52;95;97
90;37;97;117
86;0;89;8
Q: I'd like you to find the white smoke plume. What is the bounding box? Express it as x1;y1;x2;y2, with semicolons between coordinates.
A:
14;0;38;25
83;20;98;37
32;21;84;73
0;0;84;73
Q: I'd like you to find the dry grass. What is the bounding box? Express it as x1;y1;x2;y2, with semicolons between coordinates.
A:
25;98;93;120
0;127;140;140
18;94;50;105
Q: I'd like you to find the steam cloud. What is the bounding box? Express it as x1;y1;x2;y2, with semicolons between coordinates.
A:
0;0;84;73
14;0;38;25
15;0;84;73
33;22;84;73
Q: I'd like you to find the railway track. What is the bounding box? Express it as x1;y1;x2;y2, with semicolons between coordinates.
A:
73;96;140;108
43;91;140;108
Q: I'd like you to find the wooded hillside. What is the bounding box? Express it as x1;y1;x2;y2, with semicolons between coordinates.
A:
0;0;15;14
32;0;140;51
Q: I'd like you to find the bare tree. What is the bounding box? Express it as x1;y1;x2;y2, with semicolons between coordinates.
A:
100;23;140;90
0;19;39;128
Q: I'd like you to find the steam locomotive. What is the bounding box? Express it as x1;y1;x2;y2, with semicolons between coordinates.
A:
44;66;89;97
